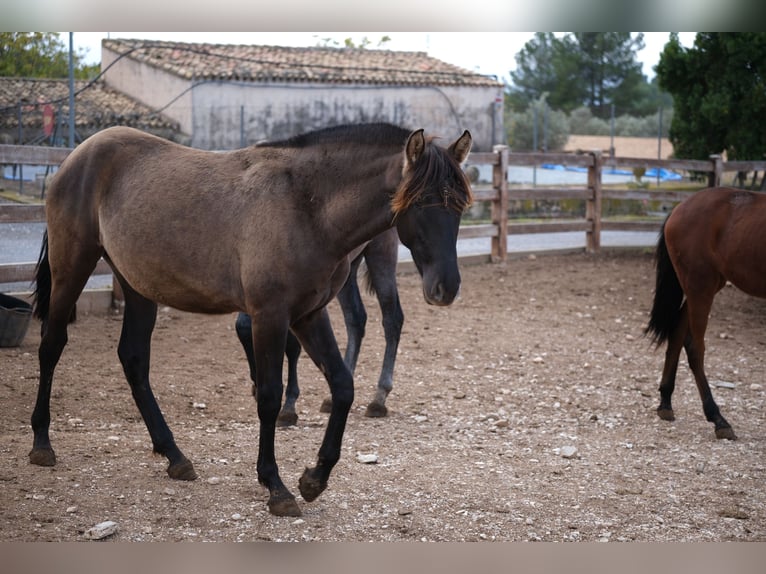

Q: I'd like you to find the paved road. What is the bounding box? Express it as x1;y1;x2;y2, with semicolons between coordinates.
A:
1;220;657;293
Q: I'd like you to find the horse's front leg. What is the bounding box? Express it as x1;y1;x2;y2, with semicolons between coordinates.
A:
235;312;301;427
250;318;301;516
291;307;354;504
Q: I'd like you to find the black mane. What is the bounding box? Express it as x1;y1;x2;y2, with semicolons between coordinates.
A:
257;123;411;149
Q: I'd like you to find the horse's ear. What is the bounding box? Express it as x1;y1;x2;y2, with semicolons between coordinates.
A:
404;129;426;167
449;130;472;164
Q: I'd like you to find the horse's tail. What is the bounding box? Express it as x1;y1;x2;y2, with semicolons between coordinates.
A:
644;219;684;346
32;230;51;322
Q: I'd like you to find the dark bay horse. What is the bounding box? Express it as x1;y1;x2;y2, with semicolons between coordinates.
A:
30;122;473;517
645;186;766;440
234;226;403;427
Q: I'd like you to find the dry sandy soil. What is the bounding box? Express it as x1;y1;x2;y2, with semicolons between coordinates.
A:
1;250;765;542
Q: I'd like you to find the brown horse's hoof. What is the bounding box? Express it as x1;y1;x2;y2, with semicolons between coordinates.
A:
29;447;56;467
715;427;737;440
319;398;333;413
365;402;388;418
268;491;302;517
657;407;675;421
298;467;327;503
277;410;298;427
167;458;197;481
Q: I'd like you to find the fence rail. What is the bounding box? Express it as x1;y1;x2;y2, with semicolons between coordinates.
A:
3;143;766;301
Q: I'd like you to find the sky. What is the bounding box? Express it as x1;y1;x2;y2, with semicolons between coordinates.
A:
65;32;698;84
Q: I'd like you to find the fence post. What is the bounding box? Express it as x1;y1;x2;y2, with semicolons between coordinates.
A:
490;145;509;262
708;154;723;187
586;150;602;253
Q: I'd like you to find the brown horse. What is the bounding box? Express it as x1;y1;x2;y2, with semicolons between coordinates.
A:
645;186;766;440
30;122;473;517
234;227;404;427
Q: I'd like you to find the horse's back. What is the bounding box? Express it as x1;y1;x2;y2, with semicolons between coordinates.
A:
666;187;766;297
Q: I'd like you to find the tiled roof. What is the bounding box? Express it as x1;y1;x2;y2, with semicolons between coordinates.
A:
0;77;180;136
103;38;503;88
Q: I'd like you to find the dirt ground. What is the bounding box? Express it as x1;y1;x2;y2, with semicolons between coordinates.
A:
1;250;765;542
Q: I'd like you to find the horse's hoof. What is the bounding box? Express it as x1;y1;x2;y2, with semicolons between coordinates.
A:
277;410;298;427
268;492;302;517
29;447;56;467
715;427;737;440
657;407;675;421
319;398;333;413
364;402;388;418
298;467;327;503
167;458;197;480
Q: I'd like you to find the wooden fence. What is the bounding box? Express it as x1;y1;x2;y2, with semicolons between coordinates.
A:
3;143;766;299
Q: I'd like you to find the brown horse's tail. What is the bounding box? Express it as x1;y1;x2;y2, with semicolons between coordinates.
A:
32;230;51;322
645;219;684;346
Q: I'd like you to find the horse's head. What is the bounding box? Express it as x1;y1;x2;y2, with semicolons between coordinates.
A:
392;128;473;306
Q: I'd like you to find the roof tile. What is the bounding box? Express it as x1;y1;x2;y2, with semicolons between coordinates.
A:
103;38;503;87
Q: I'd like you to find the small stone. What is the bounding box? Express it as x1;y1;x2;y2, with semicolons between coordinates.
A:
207;476;221;485
559;445;578;459
713;381;736;389
494;419;510;428
68;418;83;426
84;520;119;540
66;506;78;513
292;518;305;525
231;513;244;521
193;402;207;410
356;452;378;464
397;508;413;516
532;356;545;364
163;487;176;496
453;391;466;399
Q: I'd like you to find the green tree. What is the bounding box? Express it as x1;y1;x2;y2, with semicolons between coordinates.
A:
0;32;99;79
656;32;766;160
507;95;570;152
507;33;581;112
507;33;652;117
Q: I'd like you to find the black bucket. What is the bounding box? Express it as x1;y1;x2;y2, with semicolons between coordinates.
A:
0;293;33;347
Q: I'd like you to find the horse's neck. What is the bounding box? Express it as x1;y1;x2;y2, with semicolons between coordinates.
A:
305;152;401;255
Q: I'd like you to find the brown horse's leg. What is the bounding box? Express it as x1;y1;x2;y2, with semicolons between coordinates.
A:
117;282;196;479
250;316;301;517
291;307;354;505
31;258;96;467
685;295;736;440
657;303;689;422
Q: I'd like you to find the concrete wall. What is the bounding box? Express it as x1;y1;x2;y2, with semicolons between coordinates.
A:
102;47;194;139
101;56;504;152
191;81;503;151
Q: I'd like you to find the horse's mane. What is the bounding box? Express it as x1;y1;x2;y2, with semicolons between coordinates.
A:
256;123;411;149
391;138;473;215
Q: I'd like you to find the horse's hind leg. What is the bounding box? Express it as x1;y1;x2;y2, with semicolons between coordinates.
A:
656;303;689;422
320;256;365;413
117;280;196;479
277;333;301;427
30;241;99;467
684;294;736;440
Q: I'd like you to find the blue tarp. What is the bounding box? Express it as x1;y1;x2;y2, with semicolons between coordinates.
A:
540;163;682;181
